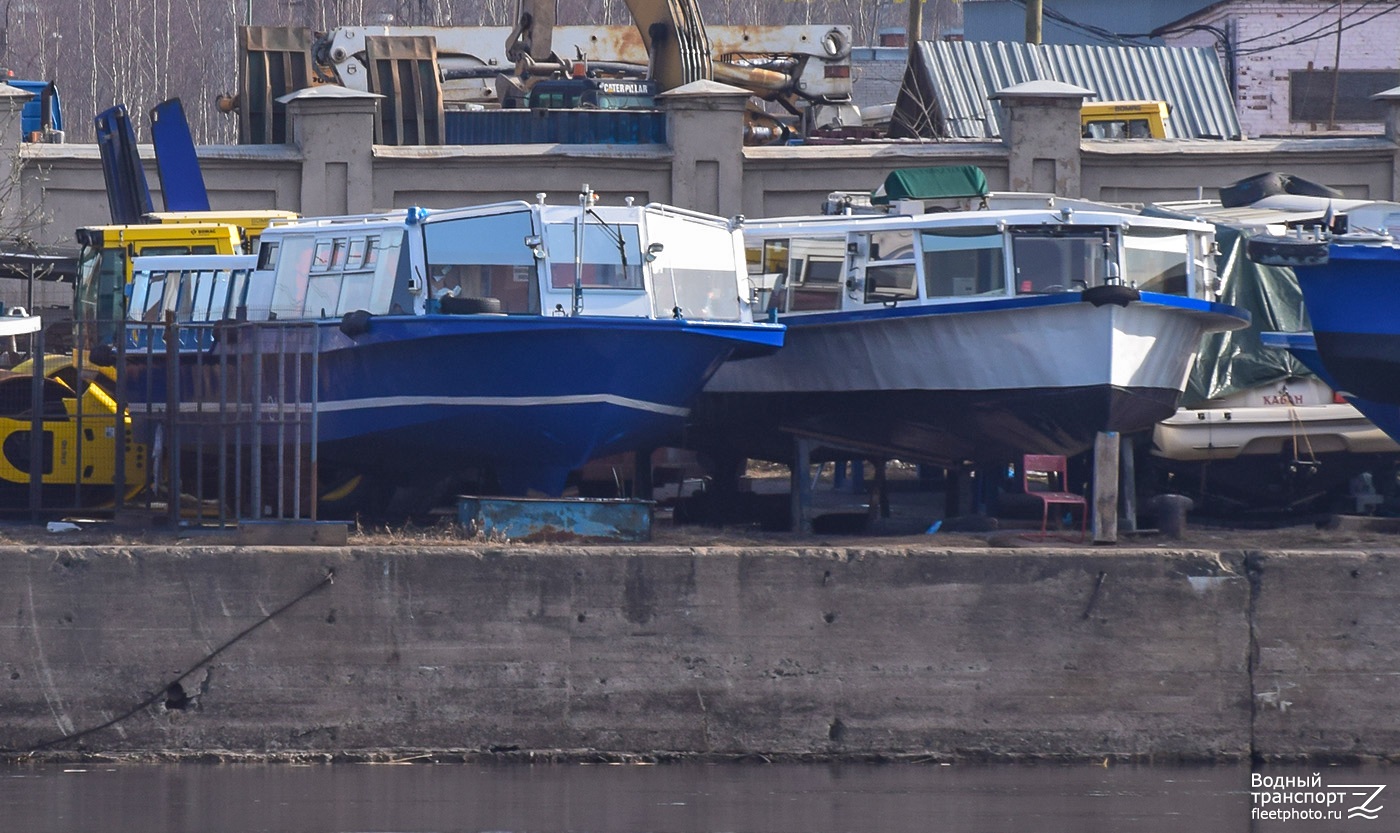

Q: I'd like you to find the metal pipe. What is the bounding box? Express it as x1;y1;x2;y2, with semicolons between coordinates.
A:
574;186;589;316
711;62;790;94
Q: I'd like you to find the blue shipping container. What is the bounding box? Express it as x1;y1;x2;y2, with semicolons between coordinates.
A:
444;108;666;145
9;80;62;138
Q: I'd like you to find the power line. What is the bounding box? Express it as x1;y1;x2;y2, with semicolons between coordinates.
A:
1234;1;1400;56
1217;1;1345;47
1000;0;1156;46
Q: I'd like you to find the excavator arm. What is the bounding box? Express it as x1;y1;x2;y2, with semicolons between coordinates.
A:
624;0;712;90
510;0;712;91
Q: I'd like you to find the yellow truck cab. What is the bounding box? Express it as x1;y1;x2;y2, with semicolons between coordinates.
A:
1080;100;1169;139
73;222;248;342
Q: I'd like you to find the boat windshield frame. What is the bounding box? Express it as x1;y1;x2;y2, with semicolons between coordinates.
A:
746;209;1216;315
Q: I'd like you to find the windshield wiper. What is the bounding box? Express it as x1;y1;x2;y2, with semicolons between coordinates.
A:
586;207;628;270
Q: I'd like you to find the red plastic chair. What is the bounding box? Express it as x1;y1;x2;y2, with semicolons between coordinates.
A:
1022;454;1088;540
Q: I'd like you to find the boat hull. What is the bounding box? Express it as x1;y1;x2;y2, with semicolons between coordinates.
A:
1266;240;1400;404
128;314;784;495
693;292;1246;466
1263;330;1400;448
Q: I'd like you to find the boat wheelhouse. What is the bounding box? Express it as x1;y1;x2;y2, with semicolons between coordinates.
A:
692;203;1250;469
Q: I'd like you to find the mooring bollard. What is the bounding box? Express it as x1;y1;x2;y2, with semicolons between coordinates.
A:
1151;493;1194;540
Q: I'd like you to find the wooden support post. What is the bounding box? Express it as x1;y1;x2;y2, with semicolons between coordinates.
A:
1119;434;1137;534
1093;431;1119;544
633;449;655;501
791;437;813;534
875;459;890;518
709;453;744;525
944;466;974;520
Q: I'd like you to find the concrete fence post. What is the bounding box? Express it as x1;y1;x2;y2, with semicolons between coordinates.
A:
990;80;1092;198
0;83;33;232
280;85;381;217
657;80;751;217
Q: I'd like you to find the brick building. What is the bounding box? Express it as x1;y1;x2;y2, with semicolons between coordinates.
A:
1160;0;1400;137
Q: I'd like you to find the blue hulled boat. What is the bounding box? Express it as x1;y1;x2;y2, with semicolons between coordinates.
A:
1249;218;1400;407
123;190;784;495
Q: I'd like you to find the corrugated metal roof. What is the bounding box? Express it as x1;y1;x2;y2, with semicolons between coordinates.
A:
891;40;1241;141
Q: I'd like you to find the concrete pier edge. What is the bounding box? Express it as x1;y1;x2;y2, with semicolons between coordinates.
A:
1;544;1395;764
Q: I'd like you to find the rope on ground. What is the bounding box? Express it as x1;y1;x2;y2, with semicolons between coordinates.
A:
23;568;335;754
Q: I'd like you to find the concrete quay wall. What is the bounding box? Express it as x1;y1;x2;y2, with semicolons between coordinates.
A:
0;545;1393;762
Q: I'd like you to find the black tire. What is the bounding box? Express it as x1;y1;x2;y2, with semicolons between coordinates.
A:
439;296;503;315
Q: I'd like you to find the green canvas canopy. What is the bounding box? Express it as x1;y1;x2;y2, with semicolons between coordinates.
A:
1139;205;1313;404
871;165;989;205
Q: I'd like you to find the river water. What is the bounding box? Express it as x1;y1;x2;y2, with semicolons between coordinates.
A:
0;760;1390;832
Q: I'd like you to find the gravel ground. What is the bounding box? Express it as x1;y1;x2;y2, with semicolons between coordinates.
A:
2;506;1397;552
3;458;1397;551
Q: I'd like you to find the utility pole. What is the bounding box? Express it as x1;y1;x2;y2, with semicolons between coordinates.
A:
1328;2;1343;129
1026;0;1043;44
908;0;923;60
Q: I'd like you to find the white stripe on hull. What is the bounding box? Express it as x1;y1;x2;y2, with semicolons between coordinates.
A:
133;393;691;418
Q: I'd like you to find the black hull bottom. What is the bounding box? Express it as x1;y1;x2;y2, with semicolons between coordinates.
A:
1314;331;1400;405
688;385;1182;467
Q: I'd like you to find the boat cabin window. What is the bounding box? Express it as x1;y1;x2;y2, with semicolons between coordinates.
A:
347;238;368;269
175;270;202;321
306;238;349;316
745;239;788;312
862;229;918;303
267;232;404;318
762;237;844;313
424;211;540;314
1010;230;1110;294
214;268;245;319
191;270;217;320
921;229;1007;298
1123;229;1190;295
257;242;279;271
268;236;316;314
646;216;745;321
128;264;255;324
131;269;170;322
546;221;645;291
330;239;349;270
311;241;334;272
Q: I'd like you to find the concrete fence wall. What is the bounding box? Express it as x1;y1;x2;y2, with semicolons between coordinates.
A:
1;545;1395;762
9;85;1400;253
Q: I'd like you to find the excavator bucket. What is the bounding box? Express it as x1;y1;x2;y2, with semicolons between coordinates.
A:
238;26;315;144
364;35;445;145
